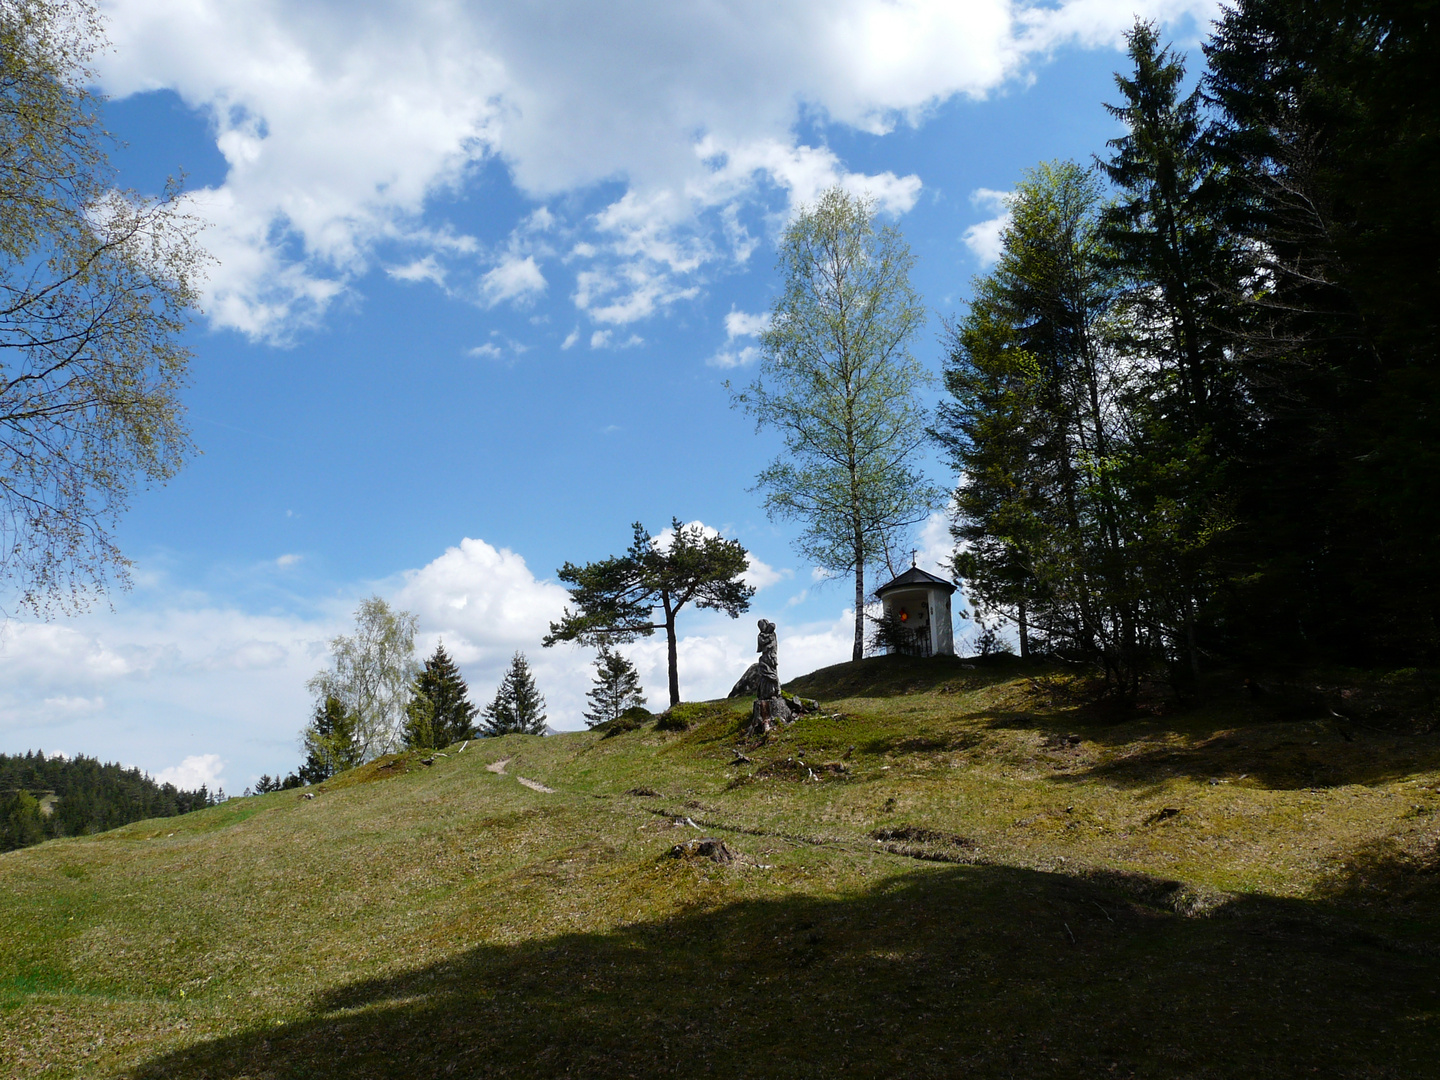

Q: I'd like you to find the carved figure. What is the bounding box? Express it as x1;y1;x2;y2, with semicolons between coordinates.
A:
755;619;779;699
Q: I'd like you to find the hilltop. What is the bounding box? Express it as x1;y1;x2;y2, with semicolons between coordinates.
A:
2;658;1438;1078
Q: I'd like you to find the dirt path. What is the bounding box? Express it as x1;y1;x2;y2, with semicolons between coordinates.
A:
485;757;554;793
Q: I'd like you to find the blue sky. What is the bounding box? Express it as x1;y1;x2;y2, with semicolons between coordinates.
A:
0;0;1217;794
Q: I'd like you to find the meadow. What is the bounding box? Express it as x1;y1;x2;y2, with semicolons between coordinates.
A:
3;656;1438;1078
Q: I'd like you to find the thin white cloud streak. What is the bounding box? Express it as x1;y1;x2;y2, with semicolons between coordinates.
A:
95;0;1219;339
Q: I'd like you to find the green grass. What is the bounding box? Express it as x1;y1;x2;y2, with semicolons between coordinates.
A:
2;659;1438;1078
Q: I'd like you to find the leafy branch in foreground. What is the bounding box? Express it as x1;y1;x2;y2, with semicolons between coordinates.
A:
1;0;208;615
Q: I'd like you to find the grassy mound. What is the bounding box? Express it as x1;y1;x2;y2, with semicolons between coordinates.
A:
784;652;1019;699
3;664;1438;1078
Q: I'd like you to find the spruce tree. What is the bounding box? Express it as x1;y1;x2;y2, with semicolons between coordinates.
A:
298;694;359;783
1096;20;1244;681
481;652;548;736
582;645;646;727
403;643;479;749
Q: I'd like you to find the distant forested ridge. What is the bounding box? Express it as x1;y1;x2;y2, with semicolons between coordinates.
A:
0;751;218;852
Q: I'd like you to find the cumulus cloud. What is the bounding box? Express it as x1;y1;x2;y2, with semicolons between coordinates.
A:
154;753;228;793
708;306;770;368
724;309;771;339
95;0;1217;339
962;187;1014;266
480;255;547;307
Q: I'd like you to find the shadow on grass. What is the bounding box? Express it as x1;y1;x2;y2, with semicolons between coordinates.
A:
1053;725;1440;791
128;861;1438;1080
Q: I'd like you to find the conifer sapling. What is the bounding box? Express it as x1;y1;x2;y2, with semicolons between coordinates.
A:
481;652;548;736
583;645;646;727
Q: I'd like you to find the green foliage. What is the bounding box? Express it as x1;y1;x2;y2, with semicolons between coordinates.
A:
0;789;43;851
583;645;646;728
937;160;1151;688
307;596;419;762
0;0;206;615
731;186;938;662
867;609;920;657
0;749;216;850
1202;0;1440;660
403;643;479;750
594;704;653;739
299;694;361;784
545;519;753;706
935;6;1440;679
481;652;547;736
654;700;732;732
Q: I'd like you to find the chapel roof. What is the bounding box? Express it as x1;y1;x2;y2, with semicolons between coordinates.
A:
874;565;956;597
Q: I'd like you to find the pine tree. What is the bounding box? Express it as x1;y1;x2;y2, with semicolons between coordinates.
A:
481;653;548;736
582;645;646;727
403;643;479;749
298;694;360;783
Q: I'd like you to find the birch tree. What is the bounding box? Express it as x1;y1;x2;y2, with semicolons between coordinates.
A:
1;0;206;615
731;187;938;662
307;597;419;762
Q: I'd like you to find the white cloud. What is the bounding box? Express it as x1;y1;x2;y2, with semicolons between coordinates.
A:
95;0;1217;339
589;329;611;349
467;343;503;359
387;255;447;286
200;640;289;671
391;537;588;729
708;307;769;367
916;509;955;577
648;520;786;591
561;327;580;350
275;553;302;568
0;603;339;786
480;255;547;307
724;309;771;339
963;187;1014;266
41;695;105;717
154;753;228;793
707;346;761;370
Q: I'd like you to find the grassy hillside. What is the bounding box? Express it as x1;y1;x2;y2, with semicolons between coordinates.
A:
3;658;1438;1078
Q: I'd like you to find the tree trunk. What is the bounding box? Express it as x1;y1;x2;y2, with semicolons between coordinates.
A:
663;593;680;706
852;547;865;663
1018;598;1030;660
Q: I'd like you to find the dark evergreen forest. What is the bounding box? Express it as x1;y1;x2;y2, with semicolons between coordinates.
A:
0;751;217;852
934;0;1438;693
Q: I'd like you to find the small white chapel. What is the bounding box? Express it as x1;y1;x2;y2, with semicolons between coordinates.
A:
874;565;958;658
